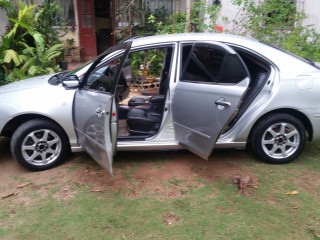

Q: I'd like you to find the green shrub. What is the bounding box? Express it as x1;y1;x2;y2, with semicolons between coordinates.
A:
146;0;221;35
230;0;320;61
0;0;66;85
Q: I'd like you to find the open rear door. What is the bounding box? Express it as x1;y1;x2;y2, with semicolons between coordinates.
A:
172;41;250;159
73;42;132;175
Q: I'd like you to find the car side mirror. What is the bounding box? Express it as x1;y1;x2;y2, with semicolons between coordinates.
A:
62;74;80;89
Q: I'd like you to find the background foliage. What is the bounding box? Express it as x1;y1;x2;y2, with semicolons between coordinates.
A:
229;0;320;61
120;0;320;63
144;1;221;35
0;0;67;85
1;0;320;86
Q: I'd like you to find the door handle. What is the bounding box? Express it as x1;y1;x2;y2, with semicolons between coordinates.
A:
215;100;231;107
96;106;107;117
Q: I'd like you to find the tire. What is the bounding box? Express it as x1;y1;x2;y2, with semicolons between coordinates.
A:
250;113;306;164
10;119;70;171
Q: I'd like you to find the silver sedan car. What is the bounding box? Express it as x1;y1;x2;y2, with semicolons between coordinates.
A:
1;33;320;175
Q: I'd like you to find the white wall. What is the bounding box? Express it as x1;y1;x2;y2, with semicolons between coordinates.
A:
216;0;242;33
214;0;320;34
298;0;320;34
59;0;80;47
0;9;8;37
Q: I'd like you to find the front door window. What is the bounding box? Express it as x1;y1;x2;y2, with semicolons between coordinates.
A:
86;54;124;93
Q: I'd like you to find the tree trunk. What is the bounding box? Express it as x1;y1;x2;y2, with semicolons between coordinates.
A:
185;0;192;32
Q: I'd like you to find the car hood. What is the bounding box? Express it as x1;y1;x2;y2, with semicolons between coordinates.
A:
0;74;55;94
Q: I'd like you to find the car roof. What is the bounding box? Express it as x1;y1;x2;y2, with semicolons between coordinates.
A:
130;33;259;48
129;33;318;73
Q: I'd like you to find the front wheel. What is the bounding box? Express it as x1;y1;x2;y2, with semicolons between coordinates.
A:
250;114;306;164
11;119;70;171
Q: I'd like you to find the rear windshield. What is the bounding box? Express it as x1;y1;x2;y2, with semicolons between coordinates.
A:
265;43;320;70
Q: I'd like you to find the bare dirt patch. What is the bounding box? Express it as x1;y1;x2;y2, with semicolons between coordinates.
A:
162;212;181;226
0;137;76;204
66;150;251;199
1;136;253;203
296;170;320;196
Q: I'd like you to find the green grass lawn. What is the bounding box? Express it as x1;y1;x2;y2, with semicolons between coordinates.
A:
1;142;320;240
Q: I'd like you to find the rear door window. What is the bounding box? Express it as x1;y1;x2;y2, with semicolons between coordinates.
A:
181;43;248;84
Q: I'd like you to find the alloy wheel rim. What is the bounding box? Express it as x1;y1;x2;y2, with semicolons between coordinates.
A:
21;129;61;166
261;122;300;159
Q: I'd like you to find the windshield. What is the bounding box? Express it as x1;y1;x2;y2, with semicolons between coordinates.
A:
67;47;126;80
48;61;94;86
69;61;94;78
49;42;131;86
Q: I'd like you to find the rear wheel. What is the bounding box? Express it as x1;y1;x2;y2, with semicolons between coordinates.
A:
251;114;306;164
11;119;69;171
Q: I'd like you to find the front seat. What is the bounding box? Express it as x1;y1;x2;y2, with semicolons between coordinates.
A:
126;109;162;135
126;95;165;135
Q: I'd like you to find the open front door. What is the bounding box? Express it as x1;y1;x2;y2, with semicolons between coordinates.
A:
73;42;132;175
172;42;250;159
